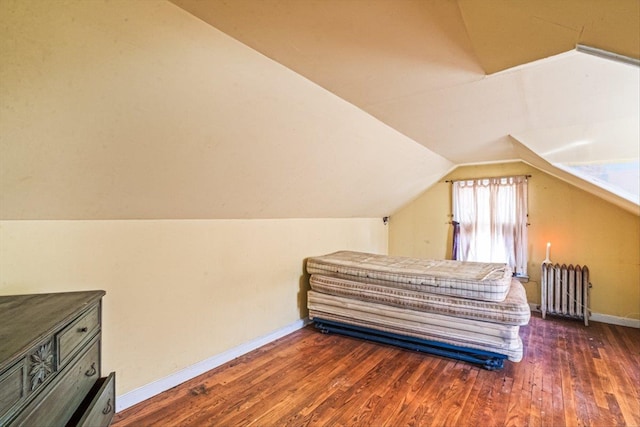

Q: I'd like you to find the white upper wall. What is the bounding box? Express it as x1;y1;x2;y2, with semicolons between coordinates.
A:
0;0;452;220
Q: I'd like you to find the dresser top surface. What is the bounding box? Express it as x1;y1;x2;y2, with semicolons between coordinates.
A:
0;290;105;371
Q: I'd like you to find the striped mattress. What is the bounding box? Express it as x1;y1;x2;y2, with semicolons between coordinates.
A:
308;291;523;362
309;275;530;326
307;251;512;302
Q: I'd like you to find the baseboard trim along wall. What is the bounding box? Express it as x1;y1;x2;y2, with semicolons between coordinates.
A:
118;306;639;412
528;303;640;329
116;317;312;413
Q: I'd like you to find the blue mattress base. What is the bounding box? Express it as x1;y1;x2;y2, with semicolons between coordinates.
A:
314;318;507;370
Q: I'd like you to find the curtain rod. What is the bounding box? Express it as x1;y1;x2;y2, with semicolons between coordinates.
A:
444;174;531;183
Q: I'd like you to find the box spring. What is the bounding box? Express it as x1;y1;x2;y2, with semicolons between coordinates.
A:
313;318;508;370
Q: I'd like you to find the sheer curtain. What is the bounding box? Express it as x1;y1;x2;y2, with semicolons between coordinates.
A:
453;176;528;276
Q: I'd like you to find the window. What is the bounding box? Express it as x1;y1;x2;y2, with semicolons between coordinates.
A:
452;175;528;276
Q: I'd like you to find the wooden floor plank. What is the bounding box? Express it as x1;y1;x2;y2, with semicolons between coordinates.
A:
283;341;398;426
549;320;567;427
504;361;530;427
331;350;414;426
407;359;460;426
186;333;363;426
455;365;491;427
359;351;426;426
249;341;377;426
429;364;480;426
595;346;640;426
113;314;640;427
384;356;449;426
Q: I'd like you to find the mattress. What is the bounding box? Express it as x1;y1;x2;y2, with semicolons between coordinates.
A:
309;275;530;326
307;251;512;302
308;291;523;362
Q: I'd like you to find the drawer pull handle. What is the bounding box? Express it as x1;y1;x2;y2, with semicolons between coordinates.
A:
78;326;88;333
85;363;97;377
102;399;113;415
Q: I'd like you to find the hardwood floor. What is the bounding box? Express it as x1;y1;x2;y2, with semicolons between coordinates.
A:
113;313;640;426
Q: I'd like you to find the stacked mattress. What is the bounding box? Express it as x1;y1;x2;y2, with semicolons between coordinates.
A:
306;251;531;367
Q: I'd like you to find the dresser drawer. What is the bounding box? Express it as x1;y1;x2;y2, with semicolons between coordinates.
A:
0;361;25;416
0;339;58;425
57;304;101;368
11;337;101;427
72;372;116;427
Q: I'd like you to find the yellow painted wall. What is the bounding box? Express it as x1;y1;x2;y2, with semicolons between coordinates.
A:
389;162;640;321
0;218;387;396
0;0;394;402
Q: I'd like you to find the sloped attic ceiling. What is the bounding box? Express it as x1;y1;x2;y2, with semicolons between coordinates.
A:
170;0;640;215
0;0;638;220
0;0;452;220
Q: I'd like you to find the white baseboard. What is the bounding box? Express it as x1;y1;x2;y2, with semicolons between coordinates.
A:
590;313;640;328
529;303;640;328
117;305;639;412
116;317;312;413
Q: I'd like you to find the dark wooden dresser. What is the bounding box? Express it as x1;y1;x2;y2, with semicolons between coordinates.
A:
0;291;115;426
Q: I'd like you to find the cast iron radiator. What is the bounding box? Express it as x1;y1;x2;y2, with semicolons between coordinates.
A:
541;263;591;326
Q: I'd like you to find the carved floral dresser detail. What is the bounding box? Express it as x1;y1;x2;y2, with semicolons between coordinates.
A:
0;290;115;426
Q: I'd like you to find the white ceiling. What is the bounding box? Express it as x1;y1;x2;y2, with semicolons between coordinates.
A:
171;0;640;214
0;0;638;219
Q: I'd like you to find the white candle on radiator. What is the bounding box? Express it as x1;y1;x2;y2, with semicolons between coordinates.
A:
545;242;551;263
